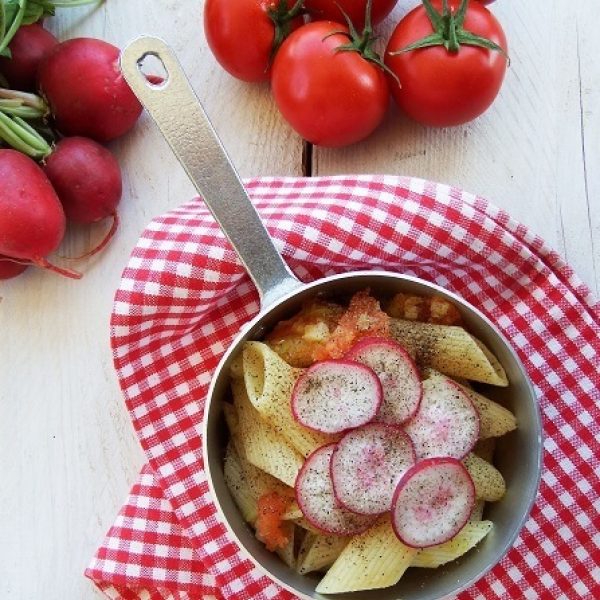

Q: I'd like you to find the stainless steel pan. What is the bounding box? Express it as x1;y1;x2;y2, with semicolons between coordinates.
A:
121;37;542;600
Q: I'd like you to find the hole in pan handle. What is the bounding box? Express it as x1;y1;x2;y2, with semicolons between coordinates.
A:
119;36;302;309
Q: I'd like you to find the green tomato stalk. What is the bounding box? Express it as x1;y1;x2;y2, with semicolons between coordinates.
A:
389;0;508;59
324;0;400;84
267;0;306;66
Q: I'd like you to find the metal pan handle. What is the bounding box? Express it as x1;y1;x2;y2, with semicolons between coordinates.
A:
120;36;302;309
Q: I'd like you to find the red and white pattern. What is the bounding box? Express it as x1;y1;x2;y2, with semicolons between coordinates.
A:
86;176;600;599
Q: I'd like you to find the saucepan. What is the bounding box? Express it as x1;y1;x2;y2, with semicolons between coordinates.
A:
120;37;542;600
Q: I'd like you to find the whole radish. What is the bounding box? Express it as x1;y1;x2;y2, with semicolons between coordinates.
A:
38;38;143;142
0;24;58;91
0;255;28;280
0;150;79;278
44;137;122;223
43;137;122;255
0;112;123;257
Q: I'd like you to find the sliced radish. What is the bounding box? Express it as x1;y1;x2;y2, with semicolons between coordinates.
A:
345;337;422;425
403;375;479;460
391;457;475;548
295;444;376;536
291;360;382;434
331;423;416;515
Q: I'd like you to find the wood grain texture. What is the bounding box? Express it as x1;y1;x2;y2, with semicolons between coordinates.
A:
0;1;597;599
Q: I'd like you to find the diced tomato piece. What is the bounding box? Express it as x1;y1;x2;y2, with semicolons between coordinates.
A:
316;290;391;360
256;491;292;551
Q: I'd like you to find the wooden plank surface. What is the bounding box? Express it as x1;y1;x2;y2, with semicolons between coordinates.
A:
0;1;597;599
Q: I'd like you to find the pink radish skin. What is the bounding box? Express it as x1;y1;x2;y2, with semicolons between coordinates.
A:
331;423;416;515
0;255;28;280
295;444;376;536
0;24;58;91
404;375;479;460
291;360;382;434
0;150;80;279
345;337;422;425
38;38;143;142
391;457;475;548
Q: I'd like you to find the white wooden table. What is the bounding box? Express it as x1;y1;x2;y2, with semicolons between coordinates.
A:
1;1;597;598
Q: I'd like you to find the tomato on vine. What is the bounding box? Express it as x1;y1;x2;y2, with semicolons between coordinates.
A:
204;0;304;82
271;0;393;147
384;0;508;127
304;0;398;29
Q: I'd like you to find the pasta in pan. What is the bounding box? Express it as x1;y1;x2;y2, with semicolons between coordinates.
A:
390;319;509;386
315;518;417;594
223;290;517;594
242;342;335;457
231;379;304;487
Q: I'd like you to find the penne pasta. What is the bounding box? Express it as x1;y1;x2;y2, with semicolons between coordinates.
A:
266;300;344;368
242;342;336;456
473;437;497;463
294;517;324;535
282;504;303;521
232;379;304;487
469;499;486;522
459;384;517;439
274;521;296;569
223;401;238;433
386;293;463;326
223;401;246;459
223;442;300;526
315;518;417;594
463;453;506;502
223;443;262;525
229;354;245;380
296;532;348;575
390;319;508;386
411;521;493;568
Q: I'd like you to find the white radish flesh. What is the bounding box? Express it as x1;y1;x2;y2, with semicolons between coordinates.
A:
391;458;475;548
291;360;382;434
404;375;479;460
295;444;376;536
331;423;416;515
346;337;422;424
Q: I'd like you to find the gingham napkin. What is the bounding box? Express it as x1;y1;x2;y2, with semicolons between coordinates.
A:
86;176;600;600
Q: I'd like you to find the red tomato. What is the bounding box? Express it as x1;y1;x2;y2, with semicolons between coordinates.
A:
304;0;398;28
204;0;303;82
384;0;507;127
271;21;390;147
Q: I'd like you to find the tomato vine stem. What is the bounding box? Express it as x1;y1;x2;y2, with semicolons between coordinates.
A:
324;0;400;85
389;0;508;61
267;0;305;67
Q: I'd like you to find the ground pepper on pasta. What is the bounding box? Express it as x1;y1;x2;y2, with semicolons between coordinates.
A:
224;289;515;594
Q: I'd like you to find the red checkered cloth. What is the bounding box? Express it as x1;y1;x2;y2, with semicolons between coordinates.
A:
86;176;600;599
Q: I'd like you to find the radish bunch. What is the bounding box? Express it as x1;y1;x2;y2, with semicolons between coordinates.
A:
293;337;481;548
0;11;142;280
